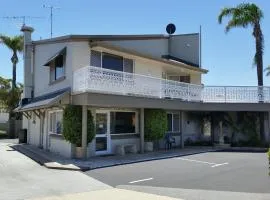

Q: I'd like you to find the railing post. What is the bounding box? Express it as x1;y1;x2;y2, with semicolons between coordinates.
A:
224;86;227;103
187;84;190;101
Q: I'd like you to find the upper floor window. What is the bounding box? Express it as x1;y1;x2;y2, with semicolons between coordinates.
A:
90;50;134;73
50;55;65;82
168;75;190;83
44;47;66;83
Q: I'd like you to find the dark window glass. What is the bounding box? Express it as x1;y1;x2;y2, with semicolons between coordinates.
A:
96;137;107;151
167;113;172;132
180;76;190;83
173;114;180;132
55;55;64;80
110;112;135;134
102;53;123;71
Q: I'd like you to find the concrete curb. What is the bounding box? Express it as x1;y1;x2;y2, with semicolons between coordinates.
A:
15;144;266;171
216;147;268;153
10;144;86;171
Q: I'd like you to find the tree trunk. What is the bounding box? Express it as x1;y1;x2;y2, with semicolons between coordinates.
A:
254;23;265;142
12;62;16;89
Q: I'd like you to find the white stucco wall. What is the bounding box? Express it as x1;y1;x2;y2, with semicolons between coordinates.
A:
49;136;74;158
34;42;73;96
105;39;169;58
170;34;200;66
0;113;8;123
182;112;201;142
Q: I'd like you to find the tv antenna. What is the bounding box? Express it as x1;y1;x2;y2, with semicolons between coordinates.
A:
2;16;43;26
43;5;60;38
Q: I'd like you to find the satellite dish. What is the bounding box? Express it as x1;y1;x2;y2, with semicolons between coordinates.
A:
166;23;176;35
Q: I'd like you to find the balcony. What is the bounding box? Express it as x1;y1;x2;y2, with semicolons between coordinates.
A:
73;66;270;103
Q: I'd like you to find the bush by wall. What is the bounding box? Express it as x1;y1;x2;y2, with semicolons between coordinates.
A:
63;105;95;147
144;109;167;142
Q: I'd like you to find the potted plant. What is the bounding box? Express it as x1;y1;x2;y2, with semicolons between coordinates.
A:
62;105;95;159
144;109;167;152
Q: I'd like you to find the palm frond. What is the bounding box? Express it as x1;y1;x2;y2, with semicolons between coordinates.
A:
218;7;235;24
0;35;23;53
264;66;270;76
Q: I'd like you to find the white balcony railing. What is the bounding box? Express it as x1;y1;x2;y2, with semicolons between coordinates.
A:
73;66;270;103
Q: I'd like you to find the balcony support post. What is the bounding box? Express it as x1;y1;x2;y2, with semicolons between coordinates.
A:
180;111;185;149
140;108;145;153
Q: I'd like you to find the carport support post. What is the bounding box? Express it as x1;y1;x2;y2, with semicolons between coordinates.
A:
140;108;145;153
82;105;88;159
180;111;184;149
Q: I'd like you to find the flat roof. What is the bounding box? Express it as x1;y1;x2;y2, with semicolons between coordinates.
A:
33;34;169;44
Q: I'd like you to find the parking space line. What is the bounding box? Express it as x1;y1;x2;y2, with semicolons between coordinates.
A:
176;158;216;165
211;163;229;168
176;158;229;168
129;178;153;184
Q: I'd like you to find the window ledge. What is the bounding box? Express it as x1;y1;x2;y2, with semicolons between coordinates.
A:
49;76;66;86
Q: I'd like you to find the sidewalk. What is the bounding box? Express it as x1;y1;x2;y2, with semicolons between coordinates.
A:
27;188;183;200
11;143;217;171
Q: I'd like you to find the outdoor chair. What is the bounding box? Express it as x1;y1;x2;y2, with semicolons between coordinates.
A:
164;132;176;150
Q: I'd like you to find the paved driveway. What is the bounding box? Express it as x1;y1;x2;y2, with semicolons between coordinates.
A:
86;151;270;200
0;141;110;200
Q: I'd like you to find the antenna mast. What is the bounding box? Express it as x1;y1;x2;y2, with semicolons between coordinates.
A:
43;5;60;38
2;16;42;26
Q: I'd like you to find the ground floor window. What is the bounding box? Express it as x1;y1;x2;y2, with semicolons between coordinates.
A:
110;111;136;134
167;113;180;132
49;110;63;134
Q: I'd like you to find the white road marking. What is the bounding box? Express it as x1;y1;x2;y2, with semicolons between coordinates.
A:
129;178;153;184
176;158;216;165
211;162;229;168
176;158;229;168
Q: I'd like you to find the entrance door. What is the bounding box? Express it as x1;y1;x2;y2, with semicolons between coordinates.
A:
95;111;111;155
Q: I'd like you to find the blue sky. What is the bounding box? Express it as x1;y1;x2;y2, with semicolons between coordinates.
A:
0;0;270;86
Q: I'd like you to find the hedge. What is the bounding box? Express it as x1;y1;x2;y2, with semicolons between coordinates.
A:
63;105;95;147
144;109;167;142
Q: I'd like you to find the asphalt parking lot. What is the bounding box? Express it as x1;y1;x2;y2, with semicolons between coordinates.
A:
86;151;270;194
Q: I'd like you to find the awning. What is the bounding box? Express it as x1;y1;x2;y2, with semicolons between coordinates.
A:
15;89;69;112
44;47;67;66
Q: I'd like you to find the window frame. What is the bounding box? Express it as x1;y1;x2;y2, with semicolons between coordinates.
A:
48;110;63;135
167;74;191;83
167;112;181;133
90;50;134;74
49;54;66;83
95;109;139;136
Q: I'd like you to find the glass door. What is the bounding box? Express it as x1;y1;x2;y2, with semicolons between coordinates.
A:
95;111;111;155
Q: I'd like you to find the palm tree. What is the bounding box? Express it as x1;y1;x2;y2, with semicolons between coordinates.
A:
218;3;265;142
0;35;23;89
218;3;264;86
264;66;270;76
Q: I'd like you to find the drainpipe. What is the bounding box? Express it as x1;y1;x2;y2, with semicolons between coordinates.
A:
20;25;34;100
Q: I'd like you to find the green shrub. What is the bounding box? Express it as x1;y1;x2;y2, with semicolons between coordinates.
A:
63;105;95;147
144;109;167;142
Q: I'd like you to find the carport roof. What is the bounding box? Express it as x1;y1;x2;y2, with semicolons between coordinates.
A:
15;88;70;112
